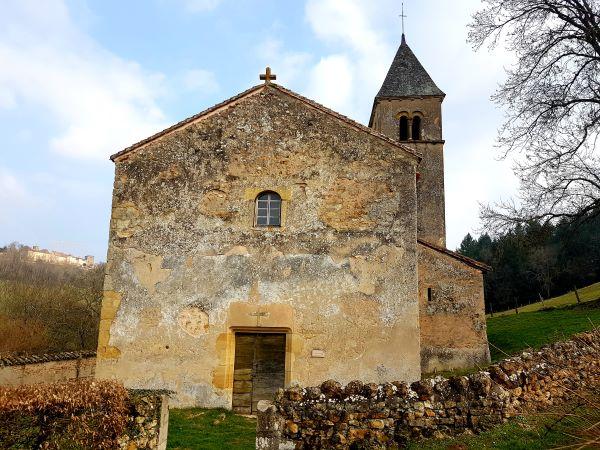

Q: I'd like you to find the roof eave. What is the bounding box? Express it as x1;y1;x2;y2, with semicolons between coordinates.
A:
375;92;446;100
417;239;492;272
110;84;266;162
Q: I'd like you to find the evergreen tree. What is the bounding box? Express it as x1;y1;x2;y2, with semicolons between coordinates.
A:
458;215;600;312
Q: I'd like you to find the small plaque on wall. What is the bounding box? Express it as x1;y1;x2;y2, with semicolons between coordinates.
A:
311;349;325;358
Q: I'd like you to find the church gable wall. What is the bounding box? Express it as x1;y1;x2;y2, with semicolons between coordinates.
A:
96;87;421;407
418;244;490;374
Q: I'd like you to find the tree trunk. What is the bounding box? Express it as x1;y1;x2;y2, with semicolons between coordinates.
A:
573;286;581;303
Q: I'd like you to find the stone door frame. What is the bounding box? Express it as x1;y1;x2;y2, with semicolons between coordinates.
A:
227;326;293;410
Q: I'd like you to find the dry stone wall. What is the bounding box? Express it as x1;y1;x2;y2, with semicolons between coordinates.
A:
119;390;170;450
256;330;600;449
0;351;96;386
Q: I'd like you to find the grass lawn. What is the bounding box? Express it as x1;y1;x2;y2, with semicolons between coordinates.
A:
167;408;256;450
486;301;600;361
166;399;599;450
490;281;600;317
410;399;598;450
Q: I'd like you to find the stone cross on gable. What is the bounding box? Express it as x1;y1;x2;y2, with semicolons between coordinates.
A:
260;66;277;84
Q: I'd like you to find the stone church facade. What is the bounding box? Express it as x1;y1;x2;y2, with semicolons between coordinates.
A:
96;36;490;410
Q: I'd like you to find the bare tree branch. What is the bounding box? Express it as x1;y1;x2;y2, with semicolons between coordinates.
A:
469;0;600;232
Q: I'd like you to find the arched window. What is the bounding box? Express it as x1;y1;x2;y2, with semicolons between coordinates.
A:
399;116;409;141
255;191;281;227
412;116;422;140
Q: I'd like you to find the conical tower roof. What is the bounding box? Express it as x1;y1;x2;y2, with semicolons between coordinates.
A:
376;35;444;98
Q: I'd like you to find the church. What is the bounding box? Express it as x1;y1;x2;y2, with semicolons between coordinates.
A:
96;34;491;411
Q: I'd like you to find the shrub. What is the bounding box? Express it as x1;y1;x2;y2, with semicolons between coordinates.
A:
0;244;104;356
0;380;129;449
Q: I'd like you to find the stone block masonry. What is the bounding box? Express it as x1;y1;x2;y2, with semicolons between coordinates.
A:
256;330;600;449
97;85;423;408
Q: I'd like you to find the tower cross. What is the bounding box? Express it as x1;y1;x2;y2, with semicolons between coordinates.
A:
399;1;407;36
259;66;277;84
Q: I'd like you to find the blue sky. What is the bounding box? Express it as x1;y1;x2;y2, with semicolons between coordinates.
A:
0;0;517;261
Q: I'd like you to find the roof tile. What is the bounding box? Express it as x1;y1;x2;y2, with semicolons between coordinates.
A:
0;350;96;367
418;239;491;272
376;35;445;98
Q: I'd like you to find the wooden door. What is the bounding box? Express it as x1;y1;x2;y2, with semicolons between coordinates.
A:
232;333;286;414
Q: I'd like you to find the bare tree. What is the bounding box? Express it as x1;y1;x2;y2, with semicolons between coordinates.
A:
0;244;104;355
469;0;600;232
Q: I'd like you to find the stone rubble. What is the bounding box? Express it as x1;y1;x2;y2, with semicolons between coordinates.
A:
257;330;600;449
118;391;170;450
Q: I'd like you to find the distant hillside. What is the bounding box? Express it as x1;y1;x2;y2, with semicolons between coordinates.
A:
0;243;104;356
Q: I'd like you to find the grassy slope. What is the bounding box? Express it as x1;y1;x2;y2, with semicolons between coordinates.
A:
410;402;597;450
490;281;600;317
486;302;600;361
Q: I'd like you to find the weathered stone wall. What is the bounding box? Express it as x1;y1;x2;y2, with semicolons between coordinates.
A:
120;391;170;450
96;85;422;407
0;351;96;386
256;330;600;449
370;97;446;247
418;244;490;373
371;97;443;142
413;142;445;247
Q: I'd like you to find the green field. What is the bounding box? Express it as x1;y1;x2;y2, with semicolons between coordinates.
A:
487;300;600;361
409;401;598;450
490;281;600;317
167;286;600;449
167;408;256;450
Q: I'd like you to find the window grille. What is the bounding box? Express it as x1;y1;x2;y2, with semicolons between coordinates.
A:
255;192;281;227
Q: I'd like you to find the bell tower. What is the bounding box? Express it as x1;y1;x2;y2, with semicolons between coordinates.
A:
369;34;446;247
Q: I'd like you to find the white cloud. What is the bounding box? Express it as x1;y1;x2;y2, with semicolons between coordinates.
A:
0;0;169;160
180;0;222;12
0;168;37;225
303;0;394;120
301;0;520;247
0;169;27;202
306;55;354;113
305;0;389;57
255;39;312;87
182;69;219;93
0;87;16;109
444;136;518;247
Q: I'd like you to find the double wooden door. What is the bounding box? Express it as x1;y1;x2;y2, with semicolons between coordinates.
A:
232;333;286;414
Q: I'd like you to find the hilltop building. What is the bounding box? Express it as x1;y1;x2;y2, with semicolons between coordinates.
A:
25;246;95;268
96;35;490;410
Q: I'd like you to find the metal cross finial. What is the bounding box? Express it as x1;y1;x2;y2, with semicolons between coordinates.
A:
399;1;407;36
259;66;276;84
